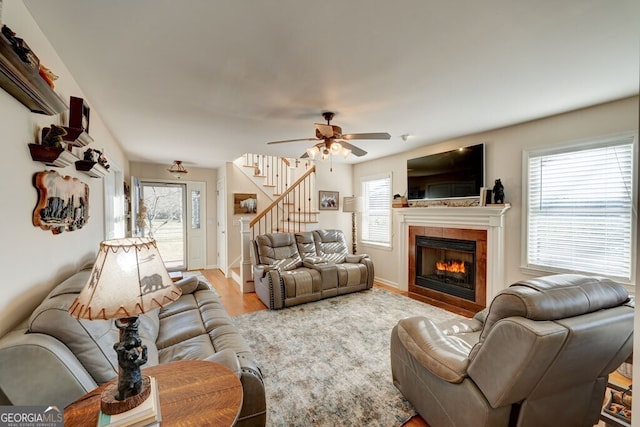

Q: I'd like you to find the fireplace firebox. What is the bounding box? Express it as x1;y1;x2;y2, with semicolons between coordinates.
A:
415;236;476;301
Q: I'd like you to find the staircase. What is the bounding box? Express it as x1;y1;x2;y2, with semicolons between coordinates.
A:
233;154;318;292
233;153;319;235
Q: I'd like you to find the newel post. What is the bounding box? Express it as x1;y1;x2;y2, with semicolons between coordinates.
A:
238;218;255;293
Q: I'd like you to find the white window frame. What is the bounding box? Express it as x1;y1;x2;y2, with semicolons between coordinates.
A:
361;172;392;249
521;131;638;285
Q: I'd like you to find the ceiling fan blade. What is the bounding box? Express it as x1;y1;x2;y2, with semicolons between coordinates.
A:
341;132;391;140
315;124;335;138
267;138;319;144
340;141;368;157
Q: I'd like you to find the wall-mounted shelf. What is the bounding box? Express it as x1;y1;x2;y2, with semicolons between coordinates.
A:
75;160;109;178
0;32;67;115
62;126;93;147
28;143;78;167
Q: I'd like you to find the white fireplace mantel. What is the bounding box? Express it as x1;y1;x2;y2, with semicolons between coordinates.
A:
395;205;511;301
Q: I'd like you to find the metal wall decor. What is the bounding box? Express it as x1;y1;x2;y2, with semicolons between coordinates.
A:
33;170;89;234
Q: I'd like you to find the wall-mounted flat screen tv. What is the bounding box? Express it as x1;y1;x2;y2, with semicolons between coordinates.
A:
407;143;484;200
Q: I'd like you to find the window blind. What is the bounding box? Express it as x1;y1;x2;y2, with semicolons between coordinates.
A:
526;135;635;281
361;174;391;246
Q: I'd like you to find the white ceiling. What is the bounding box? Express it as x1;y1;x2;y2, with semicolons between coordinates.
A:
23;0;640;169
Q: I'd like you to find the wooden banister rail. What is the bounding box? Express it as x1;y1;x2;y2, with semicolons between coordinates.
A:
250;165;316;229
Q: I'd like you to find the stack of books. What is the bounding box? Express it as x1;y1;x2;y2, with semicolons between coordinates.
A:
97;377;161;427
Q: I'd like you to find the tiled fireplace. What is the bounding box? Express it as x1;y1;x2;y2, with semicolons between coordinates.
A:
396;206;510;315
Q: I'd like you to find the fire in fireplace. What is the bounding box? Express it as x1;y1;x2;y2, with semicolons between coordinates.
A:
415;236;476;301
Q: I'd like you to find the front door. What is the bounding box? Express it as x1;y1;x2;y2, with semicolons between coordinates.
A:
139;181;186;271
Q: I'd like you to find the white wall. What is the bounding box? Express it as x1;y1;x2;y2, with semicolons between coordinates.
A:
353;96;639;289
0;1;127;336
314;160;353;244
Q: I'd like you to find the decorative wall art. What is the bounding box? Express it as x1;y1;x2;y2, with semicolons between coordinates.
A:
234;193;258;214
33;170;89;234
69;96;90;133
319;190;339;210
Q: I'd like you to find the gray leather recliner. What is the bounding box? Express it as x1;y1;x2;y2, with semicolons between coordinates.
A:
251;230;374;309
390;274;634;427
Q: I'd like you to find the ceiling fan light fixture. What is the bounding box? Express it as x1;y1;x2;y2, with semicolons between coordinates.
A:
330;142;342;154
320;152;330;161
168;160;188;178
340;147;352;158
306;146;319;159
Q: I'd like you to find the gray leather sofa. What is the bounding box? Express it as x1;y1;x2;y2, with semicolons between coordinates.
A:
0;267;266;426
252;229;374;309
391;274;634;427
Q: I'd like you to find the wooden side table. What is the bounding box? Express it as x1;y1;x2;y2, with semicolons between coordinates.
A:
64;360;243;426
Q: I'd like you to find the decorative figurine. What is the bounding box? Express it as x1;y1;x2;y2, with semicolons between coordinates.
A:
41;125;67;148
492;179;505;204
113;318;148;401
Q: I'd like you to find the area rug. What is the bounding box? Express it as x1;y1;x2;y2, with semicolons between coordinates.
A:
232;287;462;426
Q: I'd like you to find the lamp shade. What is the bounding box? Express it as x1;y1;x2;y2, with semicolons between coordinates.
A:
69;238;182;320
342;196;363;213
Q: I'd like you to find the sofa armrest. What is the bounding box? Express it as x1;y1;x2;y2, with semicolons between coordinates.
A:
303;256;327;266
253;264;279;279
302;256;327;267
395;316;471;384
265;269;286;309
0;328;97;407
346;254;369;263
303;262;338;290
204;348;241;377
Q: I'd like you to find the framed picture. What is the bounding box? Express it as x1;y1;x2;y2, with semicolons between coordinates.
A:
234;193;257;214
319;190;339;210
69;96;90;133
32;170;90;234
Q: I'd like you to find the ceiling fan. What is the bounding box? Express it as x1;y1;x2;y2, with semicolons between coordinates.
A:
267;112;391;159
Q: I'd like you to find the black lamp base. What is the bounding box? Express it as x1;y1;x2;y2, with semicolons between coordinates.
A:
101;316;149;415
101;375;151;415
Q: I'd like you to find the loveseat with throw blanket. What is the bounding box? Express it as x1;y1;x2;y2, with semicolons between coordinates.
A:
391;274;634;427
252;229;374;309
0;267;266;426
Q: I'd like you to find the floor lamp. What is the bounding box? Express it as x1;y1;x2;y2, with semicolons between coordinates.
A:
342;196;363;254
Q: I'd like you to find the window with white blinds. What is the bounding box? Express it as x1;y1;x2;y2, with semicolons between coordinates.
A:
361;173;392;247
524;133;637;282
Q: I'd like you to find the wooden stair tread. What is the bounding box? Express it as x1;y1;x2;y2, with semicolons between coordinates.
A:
263;184;276;187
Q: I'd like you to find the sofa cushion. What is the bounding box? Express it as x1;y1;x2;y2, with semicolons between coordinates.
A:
255;233;303;270
28;269;160;385
156;289;252;375
295;232;318;258
313;229;349;263
336;263;367;286
281;268;322;298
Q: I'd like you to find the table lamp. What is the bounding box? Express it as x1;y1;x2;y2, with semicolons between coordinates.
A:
342;196;363;254
68;237;182;415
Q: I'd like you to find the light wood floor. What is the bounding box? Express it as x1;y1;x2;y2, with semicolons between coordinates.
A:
199;268;628;427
